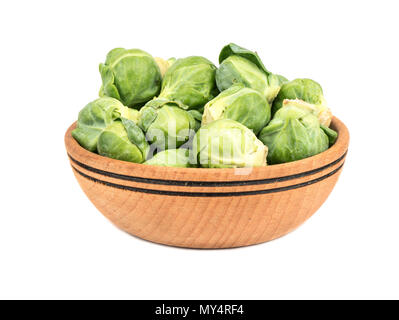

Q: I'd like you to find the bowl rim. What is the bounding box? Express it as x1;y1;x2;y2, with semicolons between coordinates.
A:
65;116;349;179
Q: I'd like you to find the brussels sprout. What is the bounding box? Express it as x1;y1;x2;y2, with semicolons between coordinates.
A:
217;56;268;96
267;73;289;101
144;149;194;168
154;56;217;110
272;78;332;127
219;42;270;74
154;57;176;77
202;84;270;135
72;97;132;152
138;100;197;151
191;119;268;168
321;124;338;146
259;99;336;164
187;109;203;132
99;48;161;108
216;43;287;104
97;119;149;163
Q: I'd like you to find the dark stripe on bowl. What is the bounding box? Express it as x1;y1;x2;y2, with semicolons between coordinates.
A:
68;150;347;188
71;162;344;197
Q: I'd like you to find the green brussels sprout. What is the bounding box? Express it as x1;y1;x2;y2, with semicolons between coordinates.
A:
154;56;217;110
72;97;134;152
202;84;270;135
187;109;203;132
72;97;148;163
144;148;194;168
99;48;162;108
267;73;289;99
272;78;332;127
191;119;268;168
97;118;149;163
138;100;197;151
216;43;287;104
217;55;267;96
259;99;337;164
320;124;338;146
219;42;270;74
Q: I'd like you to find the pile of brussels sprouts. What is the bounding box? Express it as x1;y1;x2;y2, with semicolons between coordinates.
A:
72;43;337;168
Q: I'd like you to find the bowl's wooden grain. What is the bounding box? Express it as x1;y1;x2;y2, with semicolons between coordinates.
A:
65;117;349;248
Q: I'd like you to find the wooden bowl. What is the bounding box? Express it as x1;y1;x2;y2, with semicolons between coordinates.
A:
65;117;349;249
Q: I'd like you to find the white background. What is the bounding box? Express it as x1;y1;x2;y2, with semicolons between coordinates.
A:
0;0;398;300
